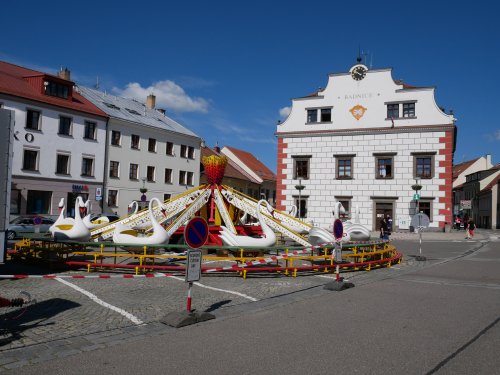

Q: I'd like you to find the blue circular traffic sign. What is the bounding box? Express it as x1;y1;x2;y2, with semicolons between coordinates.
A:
333;219;343;240
184;217;209;249
33;216;42;225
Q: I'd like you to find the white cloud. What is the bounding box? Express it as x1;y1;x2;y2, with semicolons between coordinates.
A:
112;80;209;113
279;106;291;119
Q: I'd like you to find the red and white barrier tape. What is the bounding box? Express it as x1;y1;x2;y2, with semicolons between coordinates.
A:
0;273;173;279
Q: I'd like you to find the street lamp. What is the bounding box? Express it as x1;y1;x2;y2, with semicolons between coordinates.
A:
295;178;305;220
411;178;426;261
411;178;422;216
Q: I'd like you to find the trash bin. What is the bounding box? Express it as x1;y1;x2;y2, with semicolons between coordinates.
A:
444;223;452;233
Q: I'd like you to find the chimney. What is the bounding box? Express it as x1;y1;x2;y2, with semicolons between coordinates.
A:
146;94;156;109
214;142;220;153
486;154;492;168
58;67;71;81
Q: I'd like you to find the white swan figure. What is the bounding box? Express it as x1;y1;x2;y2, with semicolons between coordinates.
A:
49;198;74;235
343;204;371;241
219;199;276;247
282;205;309;234
127;201;153;230
82;200;105;229
309;201;351;245
112;197;169;245
52;196;91;241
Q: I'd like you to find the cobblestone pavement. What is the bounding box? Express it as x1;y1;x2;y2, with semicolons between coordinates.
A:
0;233;498;371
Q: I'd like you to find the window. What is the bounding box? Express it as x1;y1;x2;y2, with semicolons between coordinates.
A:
403;103;415;118
293;196;308;218
415;156;433;179
131;134;140;149
387;104;399;119
187;171;194;185
166;142;174;156
336;156;353;179
188;146;195;159
23;149;39;171
103;102;120;110
147;166;155;182
111;130;121;146
56;154;70;175
148;138;156;152
81;157;94;176
293;156;311;179
320;108;331;122
179;170;187;185
164;168;172;184
58;116;72;135
418;201;432;221
44;81;69;99
26;109;40;130
108;190;118;207
180;145;188;158
163;193;172;201
84;121;96;140
125;108;141;115
109;161;120;178
10;189;21;214
26;190;51;214
129;163;138;180
307;109;317;123
376;156;393;179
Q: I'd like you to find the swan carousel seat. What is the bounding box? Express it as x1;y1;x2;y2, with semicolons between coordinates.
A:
126;201;152;231
219;199;276;247
112;198;169;249
49;198;74;235
278;205;310;235
341;205;371;241
51;196;91;241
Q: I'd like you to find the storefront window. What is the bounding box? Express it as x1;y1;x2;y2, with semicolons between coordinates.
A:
26;190;51;214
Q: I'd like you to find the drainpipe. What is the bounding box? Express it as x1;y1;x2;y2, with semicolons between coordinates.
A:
101;117;110;214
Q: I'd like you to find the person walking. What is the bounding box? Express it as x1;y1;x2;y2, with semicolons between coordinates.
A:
466;219;476;239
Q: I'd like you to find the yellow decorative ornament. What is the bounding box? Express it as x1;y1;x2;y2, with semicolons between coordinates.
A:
350;104;367;120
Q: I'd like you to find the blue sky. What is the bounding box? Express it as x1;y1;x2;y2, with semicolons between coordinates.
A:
1;0;499;172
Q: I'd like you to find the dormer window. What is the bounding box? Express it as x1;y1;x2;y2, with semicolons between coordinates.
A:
44;80;70;99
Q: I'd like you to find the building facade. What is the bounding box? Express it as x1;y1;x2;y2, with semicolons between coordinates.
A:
79;87;202;217
0;62;108;219
276;62;456;231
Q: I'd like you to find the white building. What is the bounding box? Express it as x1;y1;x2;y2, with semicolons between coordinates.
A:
0;61;108;218
276;61;456;231
79;87;202;217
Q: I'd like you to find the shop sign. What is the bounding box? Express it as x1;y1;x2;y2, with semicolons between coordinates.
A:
72;184;89;192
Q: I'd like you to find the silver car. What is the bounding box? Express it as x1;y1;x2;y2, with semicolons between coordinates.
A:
6;216;55;240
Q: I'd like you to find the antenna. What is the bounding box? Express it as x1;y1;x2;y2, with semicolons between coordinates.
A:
357;45;362;63
370;53;373;69
95;76;100;90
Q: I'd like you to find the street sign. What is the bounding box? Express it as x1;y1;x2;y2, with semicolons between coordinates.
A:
460;200;471;209
333;219;344;240
184;217;209;249
185;249;203;283
410;213;430;229
96;187;102;197
33;216;42;225
413;193;420;200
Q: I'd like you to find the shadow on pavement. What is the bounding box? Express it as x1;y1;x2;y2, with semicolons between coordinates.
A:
0;298;80;348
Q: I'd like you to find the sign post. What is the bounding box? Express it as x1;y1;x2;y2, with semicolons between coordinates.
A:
160;217;215;328
410;212;430;261
324;219;354;292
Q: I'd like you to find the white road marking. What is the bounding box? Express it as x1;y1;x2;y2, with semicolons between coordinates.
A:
55;277;144;325
169;276;258;301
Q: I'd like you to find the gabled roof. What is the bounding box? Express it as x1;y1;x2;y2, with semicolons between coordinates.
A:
453;157;480;180
223;146;276;182
0;61;106;117
480;173;500;193
78;86;200;139
201;147;259;183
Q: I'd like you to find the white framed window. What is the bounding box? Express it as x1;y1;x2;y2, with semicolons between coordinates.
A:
81;156;94;177
56;153;70;175
147;166;155;182
109;160;120;178
23;148;39;171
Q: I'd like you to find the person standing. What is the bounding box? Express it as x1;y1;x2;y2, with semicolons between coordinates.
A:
466;219;476;239
386;214;393;235
380;217;389;240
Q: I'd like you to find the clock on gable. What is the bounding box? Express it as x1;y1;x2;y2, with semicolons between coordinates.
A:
349;64;368;81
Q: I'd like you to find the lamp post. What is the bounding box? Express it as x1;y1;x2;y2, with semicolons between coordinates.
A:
140;177;147;203
295;178;305;220
411;178;426;261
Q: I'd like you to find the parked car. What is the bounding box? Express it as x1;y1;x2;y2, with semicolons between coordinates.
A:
6;216;55;240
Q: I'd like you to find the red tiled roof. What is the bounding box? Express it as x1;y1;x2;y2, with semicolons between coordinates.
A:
201;147;258;183
453;158;479;180
223;146;276;181
0;61;107;117
393;79;418;89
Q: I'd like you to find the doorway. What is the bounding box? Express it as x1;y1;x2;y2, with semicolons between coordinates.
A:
374;202;393;230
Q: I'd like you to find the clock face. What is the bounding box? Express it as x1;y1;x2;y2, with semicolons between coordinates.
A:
351;66;367;81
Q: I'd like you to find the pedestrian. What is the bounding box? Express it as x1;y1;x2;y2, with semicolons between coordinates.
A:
386;214;393;235
466;219;476;239
380;217;389;240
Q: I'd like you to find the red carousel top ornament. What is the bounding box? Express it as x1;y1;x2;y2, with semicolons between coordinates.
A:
202;155;228;184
